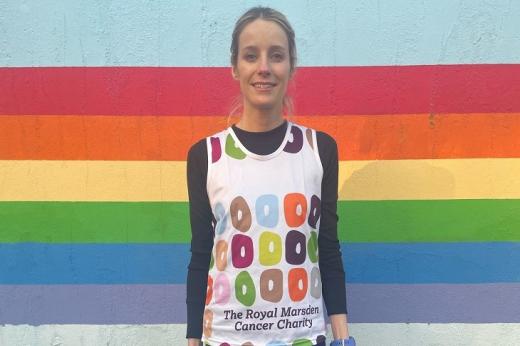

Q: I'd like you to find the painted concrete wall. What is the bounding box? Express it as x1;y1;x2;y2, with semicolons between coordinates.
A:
2;0;520;67
1;1;520;345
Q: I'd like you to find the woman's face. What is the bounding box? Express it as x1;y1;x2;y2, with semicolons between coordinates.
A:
233;19;292;114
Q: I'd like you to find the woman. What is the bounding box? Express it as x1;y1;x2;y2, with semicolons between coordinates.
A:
186;7;355;346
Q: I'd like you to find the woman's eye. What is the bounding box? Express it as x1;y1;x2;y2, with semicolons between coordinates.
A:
245;54;256;61
271;53;284;61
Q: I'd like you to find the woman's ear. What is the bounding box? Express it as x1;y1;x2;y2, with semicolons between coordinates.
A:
231;66;238;80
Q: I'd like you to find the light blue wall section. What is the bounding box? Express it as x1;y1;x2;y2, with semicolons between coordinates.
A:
1;0;519;67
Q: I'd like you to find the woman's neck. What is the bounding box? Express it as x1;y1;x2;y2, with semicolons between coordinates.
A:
236;106;285;132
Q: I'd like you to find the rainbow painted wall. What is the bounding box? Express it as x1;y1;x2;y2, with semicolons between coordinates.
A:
1;1;520;345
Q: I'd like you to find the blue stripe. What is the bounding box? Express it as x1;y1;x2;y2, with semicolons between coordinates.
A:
1;243;519;284
0;243;182;284
1;1;519;67
345;242;520;283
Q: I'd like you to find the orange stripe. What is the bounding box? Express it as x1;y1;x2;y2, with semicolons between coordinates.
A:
1;114;519;160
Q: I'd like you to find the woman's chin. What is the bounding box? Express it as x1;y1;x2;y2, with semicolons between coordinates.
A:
246;99;283;112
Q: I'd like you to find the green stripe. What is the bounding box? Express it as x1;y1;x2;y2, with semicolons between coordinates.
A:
340;199;520;242
0;202;190;243
2;200;520;243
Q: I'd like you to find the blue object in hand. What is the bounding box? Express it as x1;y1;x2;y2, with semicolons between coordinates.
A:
330;336;356;346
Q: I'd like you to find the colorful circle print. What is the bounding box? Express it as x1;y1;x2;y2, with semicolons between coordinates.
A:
235;271;256;306
305;128;314;149
215;240;228;271
225;134;246;160
230;196;252;232
260;268;283;303
209;252;214;269
283;126;304;153
203;309;213;338
210;136;222;163
307;231;318;263
259;231;282;266
310;266;322;298
206;275;213;305
214;202;228;235
288;268;308;302
214;273;231;305
284;193;307;228
232;234;254;268
285;230;306;265
307;195;321;229
255;194;279;228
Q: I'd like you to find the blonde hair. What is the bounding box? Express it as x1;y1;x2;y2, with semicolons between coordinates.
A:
228;6;297;123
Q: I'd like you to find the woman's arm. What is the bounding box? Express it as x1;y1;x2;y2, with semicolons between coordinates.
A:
316;132;350;339
186;140;214;342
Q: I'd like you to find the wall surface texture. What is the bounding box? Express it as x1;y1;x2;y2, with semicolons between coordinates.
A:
1;0;520;345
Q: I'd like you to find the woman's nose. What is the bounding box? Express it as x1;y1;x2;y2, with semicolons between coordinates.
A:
258;57;270;75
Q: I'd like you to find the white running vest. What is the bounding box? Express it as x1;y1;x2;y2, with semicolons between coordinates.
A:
203;122;327;346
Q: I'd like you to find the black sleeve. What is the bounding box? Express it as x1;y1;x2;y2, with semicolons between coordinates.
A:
316;131;348;315
186;139;214;339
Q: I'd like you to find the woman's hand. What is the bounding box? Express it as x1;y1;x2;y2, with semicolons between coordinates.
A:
187;338;201;346
330;313;350;339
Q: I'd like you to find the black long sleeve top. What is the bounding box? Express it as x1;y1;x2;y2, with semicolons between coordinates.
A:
186;121;347;339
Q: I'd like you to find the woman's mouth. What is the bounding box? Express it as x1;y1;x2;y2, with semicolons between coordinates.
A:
251;82;277;90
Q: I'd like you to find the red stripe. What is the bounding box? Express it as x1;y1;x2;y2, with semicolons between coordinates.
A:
1;65;519;115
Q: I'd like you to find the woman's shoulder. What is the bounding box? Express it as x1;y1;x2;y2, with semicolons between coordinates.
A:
315;130;337;149
290;121;335;141
288;121;337;152
315;131;338;167
188;127;231;158
289;122;338;165
187;138;207;161
292;122;337;150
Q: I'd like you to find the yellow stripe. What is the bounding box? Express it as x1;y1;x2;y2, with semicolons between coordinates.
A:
1;159;520;201
339;159;520;200
0;161;187;201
